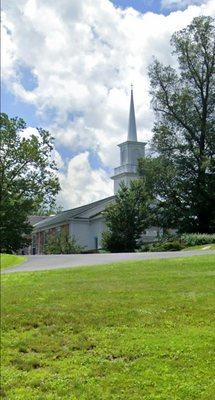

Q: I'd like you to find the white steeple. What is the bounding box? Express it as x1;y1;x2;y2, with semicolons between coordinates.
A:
127;86;137;141
111;86;147;194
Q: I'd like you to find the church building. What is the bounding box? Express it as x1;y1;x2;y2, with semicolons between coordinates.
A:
32;88;160;254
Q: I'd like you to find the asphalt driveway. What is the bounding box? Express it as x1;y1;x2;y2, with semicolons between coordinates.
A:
2;250;215;274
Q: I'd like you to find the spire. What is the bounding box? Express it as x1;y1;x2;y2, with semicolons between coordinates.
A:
127;85;137;141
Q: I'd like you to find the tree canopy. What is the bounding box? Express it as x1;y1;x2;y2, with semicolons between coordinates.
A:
140;16;215;233
0;113;60;252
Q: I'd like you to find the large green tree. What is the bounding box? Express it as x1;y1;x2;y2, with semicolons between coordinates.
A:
102;181;151;252
0;113;60;252
141;16;215;233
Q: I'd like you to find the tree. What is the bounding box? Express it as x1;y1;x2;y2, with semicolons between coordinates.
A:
0;113;60;252
102;181;151;252
143;16;215;233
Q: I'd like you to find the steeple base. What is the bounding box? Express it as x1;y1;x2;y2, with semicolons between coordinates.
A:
111;141;146;194
111;170;138;194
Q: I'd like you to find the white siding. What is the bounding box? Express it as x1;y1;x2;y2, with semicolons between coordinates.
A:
90;217;107;249
69;220;91;250
69;217;107;250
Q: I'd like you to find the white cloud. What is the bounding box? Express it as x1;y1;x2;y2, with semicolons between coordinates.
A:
57;152;113;209
19;126;39;140
53;150;64;170
162;0;207;10
2;0;215;208
1;12;17;81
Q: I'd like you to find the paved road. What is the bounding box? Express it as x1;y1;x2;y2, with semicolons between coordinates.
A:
2;250;215;274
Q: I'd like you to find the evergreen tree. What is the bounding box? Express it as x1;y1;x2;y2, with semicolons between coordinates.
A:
102;181;151;252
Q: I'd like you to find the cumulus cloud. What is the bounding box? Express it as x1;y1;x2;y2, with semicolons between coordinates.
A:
19;126;39;140
53;150;64;170
1;12;17;81
2;0;215;208
57;152;113;209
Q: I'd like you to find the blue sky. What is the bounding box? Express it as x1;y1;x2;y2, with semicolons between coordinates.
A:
111;0;164;14
2;83;39;126
2;0;212;207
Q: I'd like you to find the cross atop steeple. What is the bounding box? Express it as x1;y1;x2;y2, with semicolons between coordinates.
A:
127;85;137;142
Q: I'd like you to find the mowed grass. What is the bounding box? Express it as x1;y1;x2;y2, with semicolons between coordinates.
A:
0;254;27;270
1;256;215;400
184;244;215;251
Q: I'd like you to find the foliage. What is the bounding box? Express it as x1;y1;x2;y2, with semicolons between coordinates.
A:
44;232;83;254
2;256;215;399
143;16;215;233
0;113;60;253
181;233;215;246
36;204;63;217
140;232;215;251
102;180;151;252
148;240;185;252
140;233;186;252
0;254;26;270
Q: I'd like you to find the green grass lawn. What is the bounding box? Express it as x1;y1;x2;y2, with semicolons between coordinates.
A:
1;256;215;399
184;244;215;251
0;254;27;270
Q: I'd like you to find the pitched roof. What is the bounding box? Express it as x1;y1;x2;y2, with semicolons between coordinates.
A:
28;215;48;226
33;196;115;231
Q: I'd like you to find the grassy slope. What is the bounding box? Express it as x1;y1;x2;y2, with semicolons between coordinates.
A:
184;244;215;251
2;256;215;400
1;254;27;270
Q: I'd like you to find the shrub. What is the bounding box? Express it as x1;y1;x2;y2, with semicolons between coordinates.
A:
140;233;215;252
150;240;185;252
44;233;83;254
139;243;153;252
181;233;215;246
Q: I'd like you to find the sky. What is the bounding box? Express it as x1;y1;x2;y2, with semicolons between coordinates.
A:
2;0;215;209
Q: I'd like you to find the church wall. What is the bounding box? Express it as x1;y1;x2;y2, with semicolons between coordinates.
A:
69;220;91;250
61;224;69;235
69;217;107;251
32;224;70;254
89;216;106;249
32;220;164;254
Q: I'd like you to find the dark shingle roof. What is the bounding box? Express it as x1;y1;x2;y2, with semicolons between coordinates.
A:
28;215;49;226
33;196;115;231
